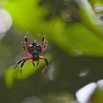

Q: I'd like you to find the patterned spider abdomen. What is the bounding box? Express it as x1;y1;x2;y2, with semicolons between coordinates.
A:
28;44;42;54
32;55;39;61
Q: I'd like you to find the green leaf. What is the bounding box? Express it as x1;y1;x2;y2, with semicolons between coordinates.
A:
3;54;52;88
4;0;47;32
47;18;103;56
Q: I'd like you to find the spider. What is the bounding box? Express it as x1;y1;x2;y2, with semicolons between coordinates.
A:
14;33;49;75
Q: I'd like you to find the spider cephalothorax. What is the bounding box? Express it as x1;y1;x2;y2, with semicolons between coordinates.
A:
14;33;48;75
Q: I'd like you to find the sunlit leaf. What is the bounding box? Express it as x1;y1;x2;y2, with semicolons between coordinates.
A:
4;0;47;32
46;19;103;56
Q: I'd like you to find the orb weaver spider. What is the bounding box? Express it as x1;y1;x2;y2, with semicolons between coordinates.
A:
14;33;49;75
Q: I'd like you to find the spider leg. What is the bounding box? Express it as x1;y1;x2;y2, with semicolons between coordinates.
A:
39;56;49;73
41;44;47;52
32;61;40;67
41;32;45;43
21;42;30;54
37;61;40;66
21;42;25;50
40;33;45;49
24;36;29;48
20;60;26;76
14;58;25;70
32;61;35;67
40;33;48;52
14;56;33;74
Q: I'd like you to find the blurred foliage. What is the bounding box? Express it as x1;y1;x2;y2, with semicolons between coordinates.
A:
4;0;47;32
91;88;103;103
4;0;103;57
0;0;103;103
41;93;74;103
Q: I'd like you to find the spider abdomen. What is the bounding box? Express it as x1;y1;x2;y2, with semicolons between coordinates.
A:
28;45;42;54
32;54;39;61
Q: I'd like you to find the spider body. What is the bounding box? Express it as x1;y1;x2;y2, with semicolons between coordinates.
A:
14;33;48;74
28;44;41;61
28;44;42;55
